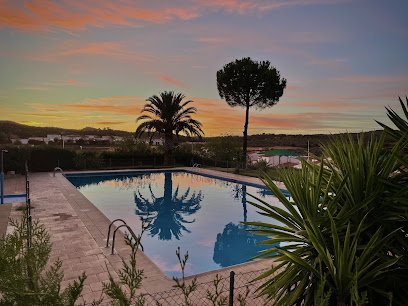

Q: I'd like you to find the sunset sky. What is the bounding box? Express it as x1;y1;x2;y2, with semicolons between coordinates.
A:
1;0;407;136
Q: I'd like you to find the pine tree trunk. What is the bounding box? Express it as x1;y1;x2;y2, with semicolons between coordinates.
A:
242;103;250;168
164;132;174;166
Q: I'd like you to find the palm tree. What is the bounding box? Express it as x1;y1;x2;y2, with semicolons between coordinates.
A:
134;172;203;240
136;91;204;165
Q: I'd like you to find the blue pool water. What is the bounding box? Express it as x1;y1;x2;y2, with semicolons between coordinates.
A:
66;170;287;277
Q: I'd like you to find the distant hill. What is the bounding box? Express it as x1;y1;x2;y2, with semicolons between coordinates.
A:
0;121;132;138
0;121;387;155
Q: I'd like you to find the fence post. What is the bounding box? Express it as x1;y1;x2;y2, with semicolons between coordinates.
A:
109;158;112;168
229;271;235;306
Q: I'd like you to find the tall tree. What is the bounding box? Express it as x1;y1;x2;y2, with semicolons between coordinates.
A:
216;57;286;165
136;91;204;165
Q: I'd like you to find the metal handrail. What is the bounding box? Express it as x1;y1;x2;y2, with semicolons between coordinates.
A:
110;224;143;255
106;219;127;248
53;167;63;177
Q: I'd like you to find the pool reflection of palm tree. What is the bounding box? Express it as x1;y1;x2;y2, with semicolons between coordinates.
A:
134;172;203;240
232;184;247;222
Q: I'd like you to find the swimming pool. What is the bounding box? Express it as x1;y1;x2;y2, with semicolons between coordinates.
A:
66;170;287;278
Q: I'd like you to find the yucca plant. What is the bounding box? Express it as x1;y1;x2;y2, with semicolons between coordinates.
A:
376;97;408;144
245;129;408;305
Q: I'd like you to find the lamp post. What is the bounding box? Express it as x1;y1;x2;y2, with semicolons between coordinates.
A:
1;149;8;204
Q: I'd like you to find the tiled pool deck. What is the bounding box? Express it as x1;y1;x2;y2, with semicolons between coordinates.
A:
2;168;283;304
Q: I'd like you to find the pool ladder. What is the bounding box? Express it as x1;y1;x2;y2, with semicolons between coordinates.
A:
192;163;202;172
106;219;143;255
53;167;63;177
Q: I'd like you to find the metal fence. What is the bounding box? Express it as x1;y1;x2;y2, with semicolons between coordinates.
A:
96;157;243;170
25;161;32;248
143;268;270;306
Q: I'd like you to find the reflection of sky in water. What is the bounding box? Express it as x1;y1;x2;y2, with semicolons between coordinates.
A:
67;171;286;278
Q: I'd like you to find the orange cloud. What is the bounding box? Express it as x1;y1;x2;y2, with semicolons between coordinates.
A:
0;0;199;31
7;113;65;118
196;37;227;44
158;74;185;88
60;41;122;56
95;121;125;125
294;101;385;109
66;79;87;85
29;96;145;116
57;40;154;62
20;87;49;91
0;0;351;32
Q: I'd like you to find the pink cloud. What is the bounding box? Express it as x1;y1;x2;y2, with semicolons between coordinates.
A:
0;0;199;31
0;0;351;32
158;74;185;88
66;79;87;86
306;57;348;67
294;101;385;109
20;87;49;91
59;41;122;56
332;75;408;83
196;37;228;44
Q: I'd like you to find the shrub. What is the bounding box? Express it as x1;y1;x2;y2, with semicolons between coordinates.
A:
0;213;86;305
2;146;31;174
73;151;104;170
29;146;75;171
253;159;269;173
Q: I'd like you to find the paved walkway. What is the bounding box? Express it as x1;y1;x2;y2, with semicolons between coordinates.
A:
0;174;26;236
4;168;281;304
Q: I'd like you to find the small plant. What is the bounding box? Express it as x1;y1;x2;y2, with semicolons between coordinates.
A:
172;247;198;306
0;212;86;305
253;160;269;173
15;204;35;211
237;286;250;306
102;216;151;306
73;151;104;169
205;274;228;306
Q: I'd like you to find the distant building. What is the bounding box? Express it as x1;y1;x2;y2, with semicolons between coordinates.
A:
101;135;112;141
44;134;61;144
247;152;263;164
28;137;45;142
151;138;164;146
112;136;124;142
258;149;301;167
62;135;81;142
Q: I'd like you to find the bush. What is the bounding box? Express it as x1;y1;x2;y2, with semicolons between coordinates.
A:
1;146;31;174
29;146;75;171
251;160;269;173
73;151;104;170
0;213;86;305
204;135;242;163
